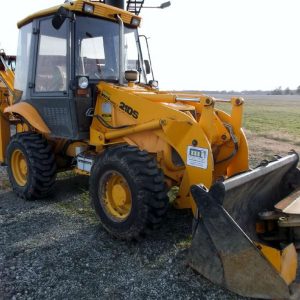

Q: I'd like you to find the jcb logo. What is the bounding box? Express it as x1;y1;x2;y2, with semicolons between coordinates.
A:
119;102;139;119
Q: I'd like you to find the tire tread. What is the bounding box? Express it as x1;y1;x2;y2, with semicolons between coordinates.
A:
6;132;56;200
90;145;169;240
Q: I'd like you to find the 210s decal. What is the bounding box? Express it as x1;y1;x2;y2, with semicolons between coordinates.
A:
119;102;139;119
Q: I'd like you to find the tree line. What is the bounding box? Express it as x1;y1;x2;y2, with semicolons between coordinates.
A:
270;86;300;95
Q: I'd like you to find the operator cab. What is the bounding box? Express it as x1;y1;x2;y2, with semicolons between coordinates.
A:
14;1;153;139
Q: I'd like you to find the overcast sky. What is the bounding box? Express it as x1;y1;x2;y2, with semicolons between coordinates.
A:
1;0;300;91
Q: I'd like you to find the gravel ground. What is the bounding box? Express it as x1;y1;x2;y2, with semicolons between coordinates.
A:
0;168;248;300
0;134;299;300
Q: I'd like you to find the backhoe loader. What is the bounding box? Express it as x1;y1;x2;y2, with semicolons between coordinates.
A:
0;1;300;298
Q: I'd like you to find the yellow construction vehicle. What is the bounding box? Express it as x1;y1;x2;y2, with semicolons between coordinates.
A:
0;1;300;298
0;50;15;162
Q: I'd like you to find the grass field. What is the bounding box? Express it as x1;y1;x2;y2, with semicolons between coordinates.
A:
213;94;300;166
242;95;300;144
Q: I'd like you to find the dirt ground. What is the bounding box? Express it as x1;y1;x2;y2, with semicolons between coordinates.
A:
246;129;300;167
0;132;298;300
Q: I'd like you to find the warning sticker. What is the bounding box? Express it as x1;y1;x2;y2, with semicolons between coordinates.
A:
187;146;209;169
102;102;112;114
102;102;112;122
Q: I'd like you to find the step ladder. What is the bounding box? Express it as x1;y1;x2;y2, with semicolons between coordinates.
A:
126;0;145;15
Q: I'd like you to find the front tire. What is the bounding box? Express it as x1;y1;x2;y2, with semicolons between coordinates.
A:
90;145;169;240
6;132;56;200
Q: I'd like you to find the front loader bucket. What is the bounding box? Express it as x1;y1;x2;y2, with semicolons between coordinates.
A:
188;153;300;299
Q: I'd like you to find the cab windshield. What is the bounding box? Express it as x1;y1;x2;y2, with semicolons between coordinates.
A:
76;16;145;83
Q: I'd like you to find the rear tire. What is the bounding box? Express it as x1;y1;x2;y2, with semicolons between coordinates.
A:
6;132;56;200
90;145;169;240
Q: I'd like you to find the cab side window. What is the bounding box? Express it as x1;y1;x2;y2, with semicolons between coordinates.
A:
14;23;32;101
35;18;68;93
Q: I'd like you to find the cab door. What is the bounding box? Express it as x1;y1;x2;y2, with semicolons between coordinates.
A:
29;17;76;138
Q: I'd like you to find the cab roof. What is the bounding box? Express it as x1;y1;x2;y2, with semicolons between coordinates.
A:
17;0;141;28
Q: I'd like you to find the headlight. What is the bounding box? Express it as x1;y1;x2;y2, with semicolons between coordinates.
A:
131;17;141;27
78;76;89;89
149;80;159;88
83;3;94;14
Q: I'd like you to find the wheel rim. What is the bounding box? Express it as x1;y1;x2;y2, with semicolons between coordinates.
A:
99;171;132;222
11;149;28;187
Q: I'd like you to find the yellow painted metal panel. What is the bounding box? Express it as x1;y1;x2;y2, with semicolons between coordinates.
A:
4;102;50;134
258;243;282;273
17;0;139;28
281;243;297;285
0;111;10;163
89;82;249;210
258;243;297;286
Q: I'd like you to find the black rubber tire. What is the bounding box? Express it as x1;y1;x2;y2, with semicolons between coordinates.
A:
6;132;56;200
90;145;169;240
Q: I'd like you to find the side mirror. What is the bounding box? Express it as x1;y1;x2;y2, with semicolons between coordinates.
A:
52;7;69;30
160;1;171;9
144;60;151;75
